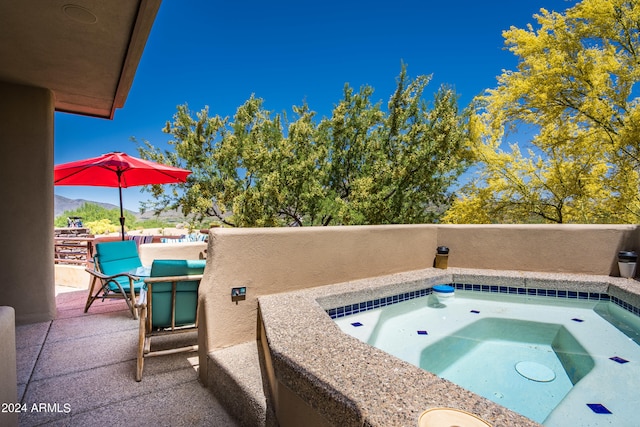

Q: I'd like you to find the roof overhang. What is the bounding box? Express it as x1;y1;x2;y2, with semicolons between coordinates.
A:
0;0;162;119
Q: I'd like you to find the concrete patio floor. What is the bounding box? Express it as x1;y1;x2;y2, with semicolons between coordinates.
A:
15;286;240;426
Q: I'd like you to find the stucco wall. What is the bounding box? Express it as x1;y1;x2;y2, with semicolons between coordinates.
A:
198;224;439;382
198;223;640;384
0;306;18;427
54;265;90;289
138;242;207;266
0;82;56;324
438;224;640;275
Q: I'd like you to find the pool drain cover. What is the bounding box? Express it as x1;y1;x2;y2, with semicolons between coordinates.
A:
515;361;556;382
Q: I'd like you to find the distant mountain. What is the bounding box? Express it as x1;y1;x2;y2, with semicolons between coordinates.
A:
136;205;186;221
54;194;135;217
54;194;190;223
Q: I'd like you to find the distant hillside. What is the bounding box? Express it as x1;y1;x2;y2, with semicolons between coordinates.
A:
54;194;189;223
54;194;135;217
136;205;186;222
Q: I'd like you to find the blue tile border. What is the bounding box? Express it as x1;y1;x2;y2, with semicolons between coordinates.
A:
326;287;432;319
610;295;640;317
326;282;640;320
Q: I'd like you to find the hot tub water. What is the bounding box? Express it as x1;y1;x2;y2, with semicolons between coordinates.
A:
334;289;640;426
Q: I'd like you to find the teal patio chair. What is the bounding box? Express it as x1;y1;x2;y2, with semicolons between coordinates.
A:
135;259;206;381
84;240;146;319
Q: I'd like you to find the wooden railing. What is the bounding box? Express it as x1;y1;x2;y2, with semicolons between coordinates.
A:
54;228;94;266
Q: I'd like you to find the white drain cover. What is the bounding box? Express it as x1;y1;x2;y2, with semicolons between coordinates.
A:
515;361;556;382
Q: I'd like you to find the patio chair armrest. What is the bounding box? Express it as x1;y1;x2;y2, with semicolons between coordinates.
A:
143;274;204;284
84;268;140;281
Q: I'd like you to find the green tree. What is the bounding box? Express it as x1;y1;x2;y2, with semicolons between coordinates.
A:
317;68;473;224
443;0;640;224
137;66;473;226
136;97;324;227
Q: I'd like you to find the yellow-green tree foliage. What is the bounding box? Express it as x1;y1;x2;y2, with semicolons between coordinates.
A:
443;0;640;224
84;219;119;235
55;203;137;231
137;66;474;227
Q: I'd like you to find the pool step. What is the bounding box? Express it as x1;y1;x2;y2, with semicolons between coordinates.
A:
207;341;277;427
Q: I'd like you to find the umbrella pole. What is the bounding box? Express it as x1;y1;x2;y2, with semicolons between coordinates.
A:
118;174;126;241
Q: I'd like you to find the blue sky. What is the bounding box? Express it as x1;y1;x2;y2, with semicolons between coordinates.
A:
54;0;576;211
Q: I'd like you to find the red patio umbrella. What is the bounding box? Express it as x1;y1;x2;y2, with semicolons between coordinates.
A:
54;152;191;239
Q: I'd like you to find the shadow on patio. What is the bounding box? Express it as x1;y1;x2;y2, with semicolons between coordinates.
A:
15;287;239;426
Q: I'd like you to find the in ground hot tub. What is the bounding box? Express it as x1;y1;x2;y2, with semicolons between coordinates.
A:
258;268;640;427
335;286;640;426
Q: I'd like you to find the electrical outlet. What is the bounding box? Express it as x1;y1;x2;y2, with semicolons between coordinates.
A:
231;287;246;303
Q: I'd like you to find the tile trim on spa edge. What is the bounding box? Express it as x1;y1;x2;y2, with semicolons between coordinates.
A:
326;283;640;319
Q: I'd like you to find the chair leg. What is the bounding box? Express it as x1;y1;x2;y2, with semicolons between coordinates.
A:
144;334;151;354
122;295;137;319
84;276;100;313
110;279;139;320
130;285;138;320
136;304;147;382
121;277;139;320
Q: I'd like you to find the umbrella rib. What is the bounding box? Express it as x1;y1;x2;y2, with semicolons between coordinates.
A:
55;164;129;185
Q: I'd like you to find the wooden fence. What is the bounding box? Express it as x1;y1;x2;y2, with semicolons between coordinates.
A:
54;228;94;266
